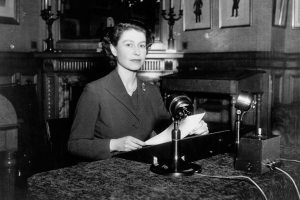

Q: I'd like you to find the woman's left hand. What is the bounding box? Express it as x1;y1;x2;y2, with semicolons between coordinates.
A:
188;120;209;136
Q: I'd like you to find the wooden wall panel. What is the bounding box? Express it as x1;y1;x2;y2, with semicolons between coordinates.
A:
289;73;300;103
273;73;284;104
0;52;35;76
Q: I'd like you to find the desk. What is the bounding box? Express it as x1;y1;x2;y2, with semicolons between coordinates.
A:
161;70;266;133
27;146;300;200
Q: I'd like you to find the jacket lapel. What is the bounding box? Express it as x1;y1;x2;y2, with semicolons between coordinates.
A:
137;78;146;119
104;70;139;120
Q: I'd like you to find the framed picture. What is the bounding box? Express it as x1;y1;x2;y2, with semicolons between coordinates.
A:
183;0;212;31
0;0;19;24
219;0;252;28
292;0;300;29
272;0;289;28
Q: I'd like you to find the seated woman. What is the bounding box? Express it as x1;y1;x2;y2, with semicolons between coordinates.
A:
68;20;208;161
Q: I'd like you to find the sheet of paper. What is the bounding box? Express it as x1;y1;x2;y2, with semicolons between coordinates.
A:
145;113;205;146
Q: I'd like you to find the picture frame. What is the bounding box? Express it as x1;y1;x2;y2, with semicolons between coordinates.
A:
272;0;289;28
219;0;252;28
292;0;300;29
183;0;212;31
0;0;20;25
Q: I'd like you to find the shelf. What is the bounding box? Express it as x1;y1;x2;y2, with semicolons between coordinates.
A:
0;124;19;131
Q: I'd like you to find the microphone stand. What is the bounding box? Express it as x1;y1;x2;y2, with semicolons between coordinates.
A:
150;119;202;177
234;109;243;166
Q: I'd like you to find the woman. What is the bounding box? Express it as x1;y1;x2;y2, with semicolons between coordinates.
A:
68;21;208;161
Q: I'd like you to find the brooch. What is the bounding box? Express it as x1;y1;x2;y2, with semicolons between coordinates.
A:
142;82;146;92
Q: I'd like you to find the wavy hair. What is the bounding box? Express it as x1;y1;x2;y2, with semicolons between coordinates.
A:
102;20;154;67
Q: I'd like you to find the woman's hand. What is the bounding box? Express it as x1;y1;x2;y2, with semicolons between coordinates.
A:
110;136;146;152
188;120;209;136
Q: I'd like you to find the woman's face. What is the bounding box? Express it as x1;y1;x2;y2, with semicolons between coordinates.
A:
110;29;147;72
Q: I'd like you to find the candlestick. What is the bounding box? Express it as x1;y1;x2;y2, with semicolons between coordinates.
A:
40;0;63;52
162;0;183;50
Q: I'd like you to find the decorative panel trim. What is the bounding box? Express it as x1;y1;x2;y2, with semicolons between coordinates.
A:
289;74;300;103
44;74;57;119
140;59;163;71
43;59;99;72
178;51;300;71
273;74;283;104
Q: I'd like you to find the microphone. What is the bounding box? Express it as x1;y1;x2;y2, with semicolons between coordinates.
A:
166;93;193;120
150;93;201;176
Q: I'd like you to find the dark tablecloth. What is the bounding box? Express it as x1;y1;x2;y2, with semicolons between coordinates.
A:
27;146;300;200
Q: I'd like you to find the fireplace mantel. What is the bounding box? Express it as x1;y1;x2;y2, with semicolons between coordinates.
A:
32;51;300;121
34;50;184;119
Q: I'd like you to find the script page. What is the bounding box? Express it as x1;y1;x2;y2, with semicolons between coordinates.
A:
145;113;206;145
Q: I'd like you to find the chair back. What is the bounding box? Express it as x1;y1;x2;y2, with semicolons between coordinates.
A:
45;118;76;169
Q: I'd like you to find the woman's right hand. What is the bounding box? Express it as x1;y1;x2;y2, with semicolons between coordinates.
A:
110;136;146;152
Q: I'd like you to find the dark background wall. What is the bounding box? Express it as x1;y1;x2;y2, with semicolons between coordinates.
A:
1;0;300;53
163;0;300;53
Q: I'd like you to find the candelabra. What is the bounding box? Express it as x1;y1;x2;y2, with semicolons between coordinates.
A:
162;1;183;51
40;5;62;52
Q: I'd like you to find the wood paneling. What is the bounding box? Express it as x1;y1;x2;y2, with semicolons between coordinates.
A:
0;52;35;76
35;51;182;119
178;51;300;105
173;51;300;133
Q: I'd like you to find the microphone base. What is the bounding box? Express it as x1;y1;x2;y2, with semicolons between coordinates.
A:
150;159;202;177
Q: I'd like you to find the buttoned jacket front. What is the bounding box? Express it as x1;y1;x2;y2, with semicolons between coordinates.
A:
68;69;171;160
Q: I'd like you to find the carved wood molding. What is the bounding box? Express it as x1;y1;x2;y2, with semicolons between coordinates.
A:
178;51;300;71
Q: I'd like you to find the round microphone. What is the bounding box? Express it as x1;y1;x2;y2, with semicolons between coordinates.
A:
236;90;255;111
166;93;193;120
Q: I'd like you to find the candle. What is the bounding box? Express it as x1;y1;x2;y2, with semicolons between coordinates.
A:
170;0;174;8
180;0;184;10
41;0;44;10
45;0;48;8
162;0;165;10
48;0;51;7
58;0;61;11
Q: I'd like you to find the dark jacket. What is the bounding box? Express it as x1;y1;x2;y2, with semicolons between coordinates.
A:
68;69;171;160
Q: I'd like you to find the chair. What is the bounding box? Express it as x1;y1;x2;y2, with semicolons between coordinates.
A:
69;85;84;119
45;118;77;170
